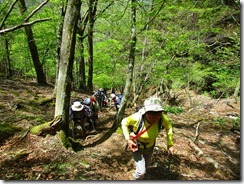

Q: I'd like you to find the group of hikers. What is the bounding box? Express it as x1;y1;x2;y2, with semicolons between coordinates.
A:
69;88;122;138
69;92;175;180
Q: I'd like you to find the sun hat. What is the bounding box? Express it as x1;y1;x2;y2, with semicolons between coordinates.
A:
71;101;84;111
143;96;164;113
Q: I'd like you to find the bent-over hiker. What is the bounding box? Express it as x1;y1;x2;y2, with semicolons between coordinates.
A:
83;97;99;130
69;101;95;138
121;96;175;180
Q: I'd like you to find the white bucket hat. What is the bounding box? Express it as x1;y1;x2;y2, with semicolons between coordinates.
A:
71;101;84;111
143;96;164;113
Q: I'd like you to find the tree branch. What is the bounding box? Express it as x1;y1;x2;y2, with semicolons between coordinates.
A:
0;0;50;35
24;0;49;22
94;0;114;21
137;0;166;35
0;0;19;30
0;18;51;35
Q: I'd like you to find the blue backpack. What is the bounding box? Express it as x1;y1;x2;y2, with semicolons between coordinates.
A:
118;94;123;101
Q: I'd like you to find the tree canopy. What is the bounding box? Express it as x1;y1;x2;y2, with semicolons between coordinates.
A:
0;0;240;99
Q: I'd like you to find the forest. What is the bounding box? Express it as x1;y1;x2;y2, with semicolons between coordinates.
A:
0;0;240;181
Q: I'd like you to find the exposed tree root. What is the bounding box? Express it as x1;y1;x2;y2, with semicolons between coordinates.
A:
188;139;238;178
30;116;63;136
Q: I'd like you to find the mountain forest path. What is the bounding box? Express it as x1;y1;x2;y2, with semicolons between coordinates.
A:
0;79;240;180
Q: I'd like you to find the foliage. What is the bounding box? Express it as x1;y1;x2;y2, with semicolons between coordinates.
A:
164;106;184;115
212;116;240;131
0;0;240;99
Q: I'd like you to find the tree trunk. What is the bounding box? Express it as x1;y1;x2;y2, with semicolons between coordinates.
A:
116;0;137;124
77;12;89;90
78;38;86;90
55;0;81;135
5;36;12;78
18;0;47;85
87;0;97;91
53;1;66;97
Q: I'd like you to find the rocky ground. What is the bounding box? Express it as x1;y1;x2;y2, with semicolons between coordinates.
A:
0;79;240;181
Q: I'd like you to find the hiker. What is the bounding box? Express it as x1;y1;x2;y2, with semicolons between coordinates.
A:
69;101;96;138
93;88;107;109
89;96;100;119
82;97;99;129
121;96;175;180
110;93;122;112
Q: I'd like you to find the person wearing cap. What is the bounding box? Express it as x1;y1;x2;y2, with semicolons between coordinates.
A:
83;97;99;129
93;88;107;109
121;96;175;180
110;93;122;112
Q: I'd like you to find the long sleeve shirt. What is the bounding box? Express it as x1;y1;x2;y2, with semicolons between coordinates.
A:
121;112;174;148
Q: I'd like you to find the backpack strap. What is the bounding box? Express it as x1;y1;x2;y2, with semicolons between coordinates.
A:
133;120;156;139
135;114;144;134
126;113;164;151
135;113;163;136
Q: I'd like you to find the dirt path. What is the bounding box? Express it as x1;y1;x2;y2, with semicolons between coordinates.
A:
0;79;240;180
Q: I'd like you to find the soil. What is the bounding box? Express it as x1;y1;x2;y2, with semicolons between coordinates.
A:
0;79;240;181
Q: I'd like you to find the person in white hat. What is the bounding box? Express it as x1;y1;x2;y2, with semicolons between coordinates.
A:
71;101;84;111
121;96;175;180
69;100;94;138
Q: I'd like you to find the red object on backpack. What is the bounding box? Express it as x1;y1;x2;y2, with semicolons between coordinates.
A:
90;96;96;103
